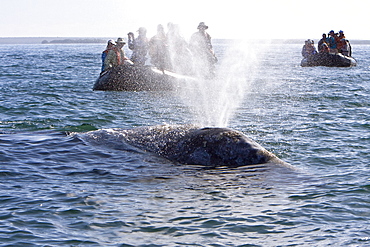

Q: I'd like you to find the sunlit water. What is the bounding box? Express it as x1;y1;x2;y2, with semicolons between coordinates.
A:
0;41;369;246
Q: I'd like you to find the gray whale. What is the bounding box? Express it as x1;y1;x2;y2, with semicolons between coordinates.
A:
86;125;294;169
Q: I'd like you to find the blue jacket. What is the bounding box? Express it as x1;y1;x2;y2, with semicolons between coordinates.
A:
101;50;108;72
326;36;337;49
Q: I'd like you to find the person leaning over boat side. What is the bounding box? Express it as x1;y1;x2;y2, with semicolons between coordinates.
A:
189;22;217;78
128;27;149;66
101;40;116;72
103;38;131;72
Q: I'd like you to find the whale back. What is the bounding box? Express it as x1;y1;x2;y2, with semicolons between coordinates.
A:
167;127;280;167
77;125;292;169
120;125;288;168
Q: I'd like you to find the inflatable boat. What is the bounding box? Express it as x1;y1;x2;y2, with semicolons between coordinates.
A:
93;64;193;91
301;53;356;67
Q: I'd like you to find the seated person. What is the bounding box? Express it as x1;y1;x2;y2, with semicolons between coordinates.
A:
302;39;317;58
103;38;132;72
339;39;350;56
318;34;327;53
101;40;115;72
320;43;329;53
326;30;338;54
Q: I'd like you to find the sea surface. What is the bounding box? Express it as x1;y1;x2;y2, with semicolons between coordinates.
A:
0;40;369;247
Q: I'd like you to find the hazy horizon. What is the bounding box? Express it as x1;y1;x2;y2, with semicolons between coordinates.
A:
1;37;370;45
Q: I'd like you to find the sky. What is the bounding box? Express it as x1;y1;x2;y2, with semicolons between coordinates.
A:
0;0;369;40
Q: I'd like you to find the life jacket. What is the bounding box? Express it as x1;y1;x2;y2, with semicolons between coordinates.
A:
115;49;121;65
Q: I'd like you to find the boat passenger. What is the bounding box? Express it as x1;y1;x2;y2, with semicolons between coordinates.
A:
301;39;317;58
321;43;329;53
166;22;175;39
318;33;327;53
189;22;217;78
340;39;350;56
101;40;116;72
167;24;193;75
103;38;131;72
128;27;149;66
326;30;338;54
336;30;347;55
149;24;169;71
338;30;346;40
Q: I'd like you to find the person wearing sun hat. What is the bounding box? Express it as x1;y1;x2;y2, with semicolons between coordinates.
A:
101;39;116;72
189;22;217;78
128;27;149;66
103;37;131;72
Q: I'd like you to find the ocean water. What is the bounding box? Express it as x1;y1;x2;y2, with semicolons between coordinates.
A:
0;40;369;246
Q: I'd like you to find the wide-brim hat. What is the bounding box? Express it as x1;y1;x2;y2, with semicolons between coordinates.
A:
137;27;147;33
197;22;208;29
116;37;126;44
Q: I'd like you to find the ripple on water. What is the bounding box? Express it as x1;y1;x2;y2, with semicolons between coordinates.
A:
0;43;369;246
